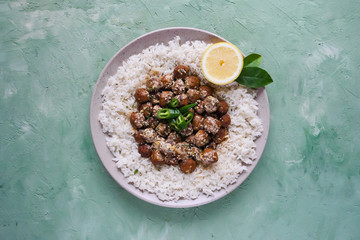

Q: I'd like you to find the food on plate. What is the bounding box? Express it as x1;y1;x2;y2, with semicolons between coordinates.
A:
99;37;263;201
130;65;231;174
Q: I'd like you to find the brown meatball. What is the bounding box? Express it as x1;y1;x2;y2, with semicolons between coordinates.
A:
213;128;229;144
174;94;189;107
134;88;150;103
204;96;219;113
146;77;162;92
151;150;165;165
164;156;178;166
166;132;182;144
185;134;196;145
159;91;174;107
130;112;145;129
194;100;205;114
161;74;174;89
206;142;216;149
173;65;189;79
188;146;202;161
220;114;231;127
185;76;200;89
204;116;221;134
155;122;171;137
192;114;204;131
187;89;200;103
194;130;210;148
175;142;190;160
172;79;186;95
180;123;193;137
138;102;153;118
150;92;161;105
200;148;218;165
141;128;157;143
179;158;197;174
144;117;159;129
133;131;145;144
138;144;152;158
158;141;176;157
199;85;214;99
217;100;229;115
152;105;162;117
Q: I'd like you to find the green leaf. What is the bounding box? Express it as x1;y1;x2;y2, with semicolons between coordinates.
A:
134;169;139;175
243;54;262;68
236;67;273;88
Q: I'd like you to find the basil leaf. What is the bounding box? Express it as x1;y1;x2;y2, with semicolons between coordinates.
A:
236;67;273;88
243;54;262;68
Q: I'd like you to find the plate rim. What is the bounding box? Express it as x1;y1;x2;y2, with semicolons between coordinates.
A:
90;27;270;208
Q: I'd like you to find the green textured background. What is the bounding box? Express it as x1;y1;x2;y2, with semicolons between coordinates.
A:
1;0;360;239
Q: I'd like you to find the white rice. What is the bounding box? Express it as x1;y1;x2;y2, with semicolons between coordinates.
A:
99;37;263;201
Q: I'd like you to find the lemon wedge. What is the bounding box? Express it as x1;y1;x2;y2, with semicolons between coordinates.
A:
201;42;244;85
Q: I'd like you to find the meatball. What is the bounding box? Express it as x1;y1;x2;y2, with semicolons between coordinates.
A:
180;123;193;137
214;128;229;144
194;130;210;148
199;85;214;99
220;114;231;127
188;146;202;161
133;131;145;144
185;134;196;145
217;100;229;115
175;142;190;161
172;79;186;95
204;116;221;134
161;74;174;90
130;112;145;129
144;117;159;129
152;105;162;117
166;132;182;144
206;142;216;149
173;65;189;79
187;89;200;103
138;102;153;118
164;156;178;166
146;77;162;92
203;96;219;113
159;91;174;107
185;76;200;89
158;141;176;157
194;100;205;114
151;150;165;165
156;122;171;137
179;158;197;174
141;128;157;143
200;148;218;165
174;93;189;107
134;88;150;103
192;114;204;131
150;92;161;105
138;144;152;158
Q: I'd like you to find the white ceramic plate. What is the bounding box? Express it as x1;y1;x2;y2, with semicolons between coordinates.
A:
90;27;270;208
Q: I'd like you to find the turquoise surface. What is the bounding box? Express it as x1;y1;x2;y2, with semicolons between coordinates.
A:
1;0;360;239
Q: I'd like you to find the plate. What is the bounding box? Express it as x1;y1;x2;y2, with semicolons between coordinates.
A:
90;27;270;208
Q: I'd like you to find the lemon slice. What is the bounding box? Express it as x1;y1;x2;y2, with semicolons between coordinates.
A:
201;42;244;85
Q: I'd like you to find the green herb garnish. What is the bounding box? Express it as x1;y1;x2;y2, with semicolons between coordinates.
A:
134;169;139;175
236;54;273;88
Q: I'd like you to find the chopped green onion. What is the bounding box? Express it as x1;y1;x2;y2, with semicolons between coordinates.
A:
184;111;194;124
179;102;198;113
157;108;180;119
168;98;179;108
176;115;188;130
